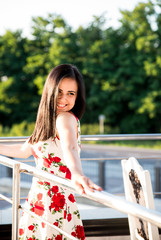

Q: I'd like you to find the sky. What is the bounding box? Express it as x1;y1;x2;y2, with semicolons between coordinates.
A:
0;0;148;37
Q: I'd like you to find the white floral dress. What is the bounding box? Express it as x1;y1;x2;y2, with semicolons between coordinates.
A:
18;116;85;240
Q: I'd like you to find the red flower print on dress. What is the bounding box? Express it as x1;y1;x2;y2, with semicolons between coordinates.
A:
75;225;85;240
51;185;59;194
41;222;46;228
67;213;72;222
55;234;62;240
28;225;34;231
31;148;38;159
48;189;51;197
19;228;24;236
64;210;67;219
38;146;41;151
48;154;53;163
37;193;43;201
54;156;61;163
44;181;50;186
71;232;76;237
68;194;75;203
43;157;51;168
65;168;71;180
59;165;67;173
37;181;43;185
50;193;65;212
48;154;61;163
53;221;59;226
33;200;45;216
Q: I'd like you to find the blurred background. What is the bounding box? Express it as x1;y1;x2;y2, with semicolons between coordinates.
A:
1;0;161;138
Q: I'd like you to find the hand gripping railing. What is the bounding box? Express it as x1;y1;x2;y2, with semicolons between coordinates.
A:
0;155;161;240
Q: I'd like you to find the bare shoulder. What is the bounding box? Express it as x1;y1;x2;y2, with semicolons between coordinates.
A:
56;112;77;128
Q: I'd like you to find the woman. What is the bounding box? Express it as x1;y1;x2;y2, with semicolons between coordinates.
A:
0;64;102;240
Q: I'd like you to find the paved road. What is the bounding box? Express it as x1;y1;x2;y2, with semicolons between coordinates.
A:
81;144;161;159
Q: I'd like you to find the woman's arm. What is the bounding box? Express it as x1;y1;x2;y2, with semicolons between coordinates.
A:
56;112;102;194
0;140;32;159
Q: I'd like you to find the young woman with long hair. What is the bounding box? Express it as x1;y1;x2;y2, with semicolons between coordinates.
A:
0;64;102;240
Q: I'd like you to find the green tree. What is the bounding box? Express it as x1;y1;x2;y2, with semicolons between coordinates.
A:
0;30;37;126
115;0;161;133
78;1;161;133
1;2;161;135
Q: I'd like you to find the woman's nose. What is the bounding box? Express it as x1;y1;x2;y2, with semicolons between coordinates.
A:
59;93;67;101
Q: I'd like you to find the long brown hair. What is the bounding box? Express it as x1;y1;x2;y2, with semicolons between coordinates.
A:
29;64;86;144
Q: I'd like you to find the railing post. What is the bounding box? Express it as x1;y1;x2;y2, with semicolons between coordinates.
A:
99;160;105;189
155;166;161;197
12;163;20;240
7;157;13;178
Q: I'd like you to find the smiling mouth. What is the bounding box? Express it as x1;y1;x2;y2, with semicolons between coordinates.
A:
57;104;67;108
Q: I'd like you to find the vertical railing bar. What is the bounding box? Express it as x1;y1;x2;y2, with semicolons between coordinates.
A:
12;163;20;240
99;160;105;189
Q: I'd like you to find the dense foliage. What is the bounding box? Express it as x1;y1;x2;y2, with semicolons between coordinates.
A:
0;0;161;135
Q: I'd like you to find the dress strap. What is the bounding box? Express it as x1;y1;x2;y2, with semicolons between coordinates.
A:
69;111;79;122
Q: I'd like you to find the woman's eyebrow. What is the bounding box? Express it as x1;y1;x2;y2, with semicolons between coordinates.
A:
68;90;77;93
58;88;77;93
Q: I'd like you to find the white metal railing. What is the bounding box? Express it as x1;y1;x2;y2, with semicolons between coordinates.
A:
1;133;161;142
0;155;161;239
1;134;161;239
2;135;161;192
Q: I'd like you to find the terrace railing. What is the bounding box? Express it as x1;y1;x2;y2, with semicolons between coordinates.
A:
0;134;161;239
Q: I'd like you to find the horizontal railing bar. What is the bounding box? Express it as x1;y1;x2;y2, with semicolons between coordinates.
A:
0;155;19;168
154;192;161;195
1;133;161;143
0;196;26;201
0;136;27;142
115;192;161;196
81;157;161;161
0;194;13;204
87;191;161;228
18;159;34;163
81;134;161;141
18;157;161;164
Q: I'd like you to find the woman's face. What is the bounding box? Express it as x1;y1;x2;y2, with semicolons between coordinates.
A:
57;77;78;114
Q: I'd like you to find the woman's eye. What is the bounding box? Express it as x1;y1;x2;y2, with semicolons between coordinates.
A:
58;91;62;97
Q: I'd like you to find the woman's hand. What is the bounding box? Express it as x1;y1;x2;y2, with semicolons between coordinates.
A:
72;174;103;195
